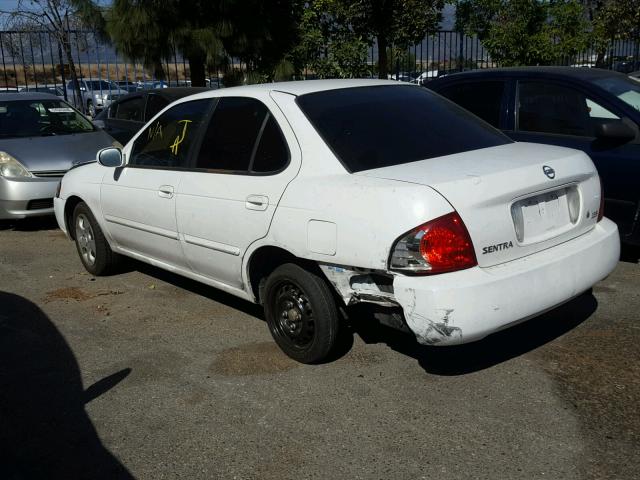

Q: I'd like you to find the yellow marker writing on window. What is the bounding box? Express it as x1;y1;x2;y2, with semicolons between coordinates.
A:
169;120;192;155
148;121;163;140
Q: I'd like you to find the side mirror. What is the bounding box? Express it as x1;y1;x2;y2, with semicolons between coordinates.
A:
92;119;105;129
97;147;123;168
595;120;636;141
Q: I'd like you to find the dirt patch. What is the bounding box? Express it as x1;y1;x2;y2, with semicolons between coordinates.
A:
209;341;299;376
44;287;124;303
44;287;95;302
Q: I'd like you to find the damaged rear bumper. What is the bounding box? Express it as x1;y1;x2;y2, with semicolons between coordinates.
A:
394;218;620;345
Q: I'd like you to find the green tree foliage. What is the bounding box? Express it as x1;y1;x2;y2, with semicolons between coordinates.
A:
107;0;299;86
289;1;371;79
590;0;640;42
456;0;590;66
291;0;443;79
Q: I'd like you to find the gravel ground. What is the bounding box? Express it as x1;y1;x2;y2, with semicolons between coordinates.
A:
1;217;638;480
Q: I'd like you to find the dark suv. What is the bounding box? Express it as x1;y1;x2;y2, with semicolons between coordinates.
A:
428;67;640;245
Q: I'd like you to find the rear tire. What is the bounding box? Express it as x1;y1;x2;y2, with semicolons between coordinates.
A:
263;263;341;364
72;202;120;276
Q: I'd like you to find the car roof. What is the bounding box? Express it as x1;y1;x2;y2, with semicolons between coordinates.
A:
433;66;628;82
193;79;403;97
0;92;62;101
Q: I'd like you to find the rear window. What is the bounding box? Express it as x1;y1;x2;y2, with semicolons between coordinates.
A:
296;85;511;173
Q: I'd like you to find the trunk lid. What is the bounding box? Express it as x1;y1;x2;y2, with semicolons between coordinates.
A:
356;142;602;267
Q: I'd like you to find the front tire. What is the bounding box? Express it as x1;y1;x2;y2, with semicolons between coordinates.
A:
72;202;119;275
87;100;95;117
263;263;341;364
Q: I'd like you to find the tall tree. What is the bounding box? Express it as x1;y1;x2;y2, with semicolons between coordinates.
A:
0;0;105;112
327;0;444;78
456;0;590;66
107;0;226;87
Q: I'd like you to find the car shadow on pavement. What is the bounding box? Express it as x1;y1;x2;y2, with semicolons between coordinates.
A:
350;291;598;375
133;261;265;319
0;291;135;479
0;216;59;232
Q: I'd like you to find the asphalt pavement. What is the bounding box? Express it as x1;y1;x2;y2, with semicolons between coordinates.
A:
1;217;638;480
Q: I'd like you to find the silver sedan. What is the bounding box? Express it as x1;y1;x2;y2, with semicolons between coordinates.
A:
0;93;116;219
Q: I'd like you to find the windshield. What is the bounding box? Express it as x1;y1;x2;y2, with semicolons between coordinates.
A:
0;99;94;138
591;76;640;112
296;85;511;172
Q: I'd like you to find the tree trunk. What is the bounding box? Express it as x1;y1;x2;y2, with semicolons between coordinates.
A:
60;30;84;114
377;34;388;79
188;54;206;87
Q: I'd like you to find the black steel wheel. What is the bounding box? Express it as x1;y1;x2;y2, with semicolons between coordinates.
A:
264;263;340;364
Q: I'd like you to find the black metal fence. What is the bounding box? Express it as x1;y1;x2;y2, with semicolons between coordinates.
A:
1;28;639;96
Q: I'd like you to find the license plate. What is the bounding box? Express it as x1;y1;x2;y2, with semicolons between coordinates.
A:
512;189;573;243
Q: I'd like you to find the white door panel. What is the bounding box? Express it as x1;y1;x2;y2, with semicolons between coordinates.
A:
101;167;186;267
177;174;286;287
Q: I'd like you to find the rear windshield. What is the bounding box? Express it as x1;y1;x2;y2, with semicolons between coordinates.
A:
296;85;511;172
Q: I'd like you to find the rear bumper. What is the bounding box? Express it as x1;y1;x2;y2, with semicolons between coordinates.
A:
0;176;58;219
394;218;620;345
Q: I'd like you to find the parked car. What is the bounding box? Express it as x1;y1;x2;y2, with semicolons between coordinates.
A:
54;80;619;363
92;88;209;145
428;66;640;245
19;85;65;99
115;81;139;93
65;79;129;117
0;93;115;220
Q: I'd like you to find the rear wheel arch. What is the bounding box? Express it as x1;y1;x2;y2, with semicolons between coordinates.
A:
246;245;328;304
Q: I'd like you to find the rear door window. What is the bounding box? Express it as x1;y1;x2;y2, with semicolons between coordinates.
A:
114;96;144;122
297;85;511;173
145;94;169;122
129;99;212;169
436;81;506;127
195;97;289;173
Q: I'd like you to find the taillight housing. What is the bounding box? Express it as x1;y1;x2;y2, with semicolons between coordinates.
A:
597;181;604;222
389;211;477;275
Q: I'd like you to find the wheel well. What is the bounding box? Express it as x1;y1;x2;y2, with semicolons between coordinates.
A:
64;195;84;239
248;246;321;305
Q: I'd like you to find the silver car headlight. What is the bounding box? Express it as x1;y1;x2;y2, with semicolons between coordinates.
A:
0;151;32;178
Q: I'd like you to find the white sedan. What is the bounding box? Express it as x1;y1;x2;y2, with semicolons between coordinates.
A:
54;79;620;363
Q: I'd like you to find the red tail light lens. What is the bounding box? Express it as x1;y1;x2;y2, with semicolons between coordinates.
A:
597;181;604;222
389;211;477;275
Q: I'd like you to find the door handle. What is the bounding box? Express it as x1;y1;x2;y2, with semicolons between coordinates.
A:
245;195;269;211
158;185;174;199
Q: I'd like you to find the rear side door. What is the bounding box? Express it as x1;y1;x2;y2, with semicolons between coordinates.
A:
100;98;212;268
176;94;300;288
104;95;146;145
508;79;640;238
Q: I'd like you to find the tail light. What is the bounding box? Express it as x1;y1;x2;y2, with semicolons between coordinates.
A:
55;180;62;198
389;211;477;275
597;181;604;222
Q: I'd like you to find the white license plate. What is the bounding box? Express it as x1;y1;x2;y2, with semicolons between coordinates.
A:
512;189;572;243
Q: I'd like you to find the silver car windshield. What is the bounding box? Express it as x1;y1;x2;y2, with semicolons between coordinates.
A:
0;100;94;138
591;76;640;112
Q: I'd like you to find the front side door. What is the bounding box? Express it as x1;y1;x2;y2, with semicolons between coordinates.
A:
104;94;146;145
176;95;300;288
101;98;212;268
507;79;640;237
